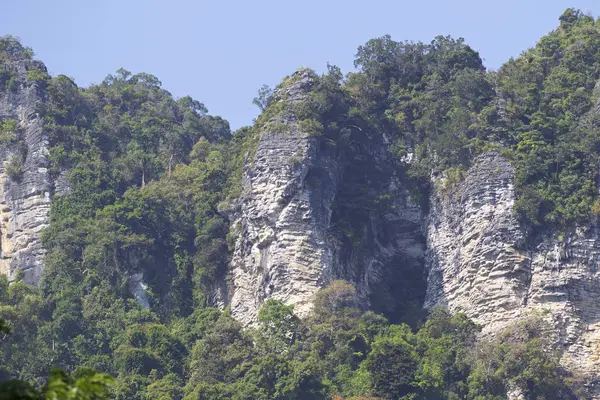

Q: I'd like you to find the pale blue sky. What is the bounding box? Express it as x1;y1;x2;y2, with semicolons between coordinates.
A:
1;1;598;129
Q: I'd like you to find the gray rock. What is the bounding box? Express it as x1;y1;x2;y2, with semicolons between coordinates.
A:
0;57;54;285
129;272;150;309
426;152;600;394
225;71;341;324
225;70;426;325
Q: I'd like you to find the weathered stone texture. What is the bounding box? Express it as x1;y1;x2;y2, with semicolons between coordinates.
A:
425;153;529;326
426;152;600;394
227;71;426;325
0;58;52;284
227;71;341;325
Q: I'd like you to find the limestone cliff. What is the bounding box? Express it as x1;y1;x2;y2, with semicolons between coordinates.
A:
0;52;54;284
426;152;600;393
3;37;598;395
227;71;426;325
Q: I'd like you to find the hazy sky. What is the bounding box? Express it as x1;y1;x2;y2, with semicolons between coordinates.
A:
2;1;599;129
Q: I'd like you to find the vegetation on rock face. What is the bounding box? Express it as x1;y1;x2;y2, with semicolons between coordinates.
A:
347;9;600;229
0;8;599;399
0;37;31;92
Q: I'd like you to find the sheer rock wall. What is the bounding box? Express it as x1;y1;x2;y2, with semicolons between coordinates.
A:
426;152;600;392
0;58;55;284
226;71;426;325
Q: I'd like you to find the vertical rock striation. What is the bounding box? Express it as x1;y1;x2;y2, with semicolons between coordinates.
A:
425;152;529;327
425;151;600;392
227;71;342;324
227;70;426;325
0;55;52;284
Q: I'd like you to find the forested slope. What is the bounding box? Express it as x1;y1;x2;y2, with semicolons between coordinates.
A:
1;8;600;400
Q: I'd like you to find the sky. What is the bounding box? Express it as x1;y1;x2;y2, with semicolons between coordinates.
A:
1;1;599;129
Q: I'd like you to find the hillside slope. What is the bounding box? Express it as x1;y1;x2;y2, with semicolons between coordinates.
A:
2;8;600;399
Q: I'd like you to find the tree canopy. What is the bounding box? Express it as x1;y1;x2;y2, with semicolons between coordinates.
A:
0;9;598;399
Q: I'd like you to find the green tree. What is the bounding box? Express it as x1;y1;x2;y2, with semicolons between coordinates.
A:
364;324;417;399
256;300;301;355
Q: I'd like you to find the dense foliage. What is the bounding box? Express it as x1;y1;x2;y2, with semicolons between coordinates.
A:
1;9;599;399
345;9;600;229
0;366;113;400
0;279;578;399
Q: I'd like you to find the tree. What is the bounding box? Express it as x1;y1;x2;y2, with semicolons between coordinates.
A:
364;324;417;398
252;85;273;112
256;300;300;354
0;316;112;400
414;310;479;398
186;314;253;390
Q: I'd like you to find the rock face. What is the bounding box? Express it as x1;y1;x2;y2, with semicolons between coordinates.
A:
5;46;599;394
0;56;54;285
425;151;600;392
227;71;426;325
227;127;336;324
129;272;150;309
227;71;342;325
425;153;529;326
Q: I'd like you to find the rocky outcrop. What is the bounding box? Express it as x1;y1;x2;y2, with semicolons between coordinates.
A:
425;153;529;326
226;71;341;325
227;126;337;324
425;152;600;393
0;55;53;285
226;70;426;325
129;272;150;309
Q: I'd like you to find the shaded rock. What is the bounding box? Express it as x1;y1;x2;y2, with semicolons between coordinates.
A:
226;70;426;326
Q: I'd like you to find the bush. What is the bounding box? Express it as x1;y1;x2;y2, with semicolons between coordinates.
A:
6;76;17;92
0;119;18;145
5;154;23;181
26;67;48;82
